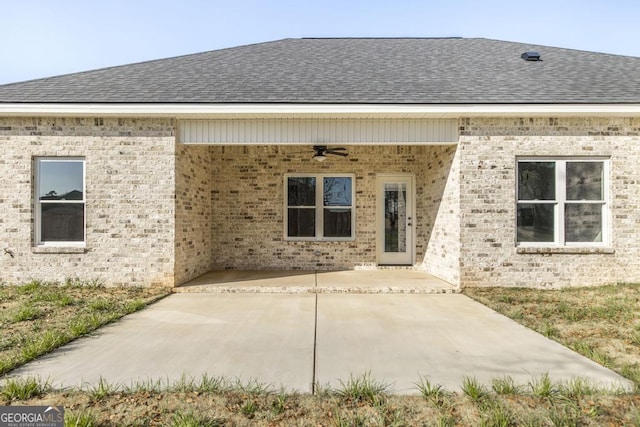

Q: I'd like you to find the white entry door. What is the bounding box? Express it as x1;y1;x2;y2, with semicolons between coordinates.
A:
376;175;415;265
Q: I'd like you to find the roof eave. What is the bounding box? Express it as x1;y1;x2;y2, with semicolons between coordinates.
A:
0;103;640;118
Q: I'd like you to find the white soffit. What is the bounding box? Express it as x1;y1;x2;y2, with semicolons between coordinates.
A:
178;118;459;144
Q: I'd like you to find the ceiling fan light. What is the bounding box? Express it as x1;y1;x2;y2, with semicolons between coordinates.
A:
313;154;327;162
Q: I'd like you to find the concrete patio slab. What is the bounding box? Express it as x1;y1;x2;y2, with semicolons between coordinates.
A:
5;293;632;395
315;294;631;394
7;294;316;392
176;270;317;293
315;270;456;293
175;269;458;294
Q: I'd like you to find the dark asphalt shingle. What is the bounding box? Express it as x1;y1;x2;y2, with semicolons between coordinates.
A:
1;37;639;104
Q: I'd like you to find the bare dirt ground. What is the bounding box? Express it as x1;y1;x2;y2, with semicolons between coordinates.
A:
7;386;640;426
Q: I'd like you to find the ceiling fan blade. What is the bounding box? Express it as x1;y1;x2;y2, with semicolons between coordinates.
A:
326;150;348;157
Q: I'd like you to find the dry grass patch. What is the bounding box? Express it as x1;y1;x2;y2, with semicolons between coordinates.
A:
2;375;640;426
465;283;640;389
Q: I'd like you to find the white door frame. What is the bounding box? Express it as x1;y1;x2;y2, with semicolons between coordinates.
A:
376;174;415;265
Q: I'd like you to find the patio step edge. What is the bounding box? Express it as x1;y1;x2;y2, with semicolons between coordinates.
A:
172;286;461;294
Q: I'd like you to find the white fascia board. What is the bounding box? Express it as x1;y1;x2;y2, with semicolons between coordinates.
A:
0;103;640;118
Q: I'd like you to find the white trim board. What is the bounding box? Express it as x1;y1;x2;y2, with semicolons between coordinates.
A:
1;103;640;118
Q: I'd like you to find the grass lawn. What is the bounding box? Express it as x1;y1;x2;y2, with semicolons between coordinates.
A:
0;281;639;426
465;283;640;390
0;279;171;376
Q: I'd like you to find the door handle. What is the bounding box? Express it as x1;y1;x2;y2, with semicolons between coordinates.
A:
407;216;412;227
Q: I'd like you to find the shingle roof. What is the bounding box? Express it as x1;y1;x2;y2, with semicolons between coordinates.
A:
1;37;639;104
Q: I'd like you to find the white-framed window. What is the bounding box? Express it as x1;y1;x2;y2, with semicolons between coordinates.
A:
35;157;86;246
516;157;609;247
285;173;355;241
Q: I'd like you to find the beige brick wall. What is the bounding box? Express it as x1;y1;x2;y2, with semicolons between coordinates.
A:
422;145;461;285
209;145;454;271
458;117;640;288
175;144;212;284
0;117;176;286
4;114;637;289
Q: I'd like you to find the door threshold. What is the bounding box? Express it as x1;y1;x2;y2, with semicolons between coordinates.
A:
376;264;415;269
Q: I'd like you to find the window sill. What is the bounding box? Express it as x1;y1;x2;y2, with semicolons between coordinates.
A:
32;246;87;254
285;238;356;242
516;247;614;255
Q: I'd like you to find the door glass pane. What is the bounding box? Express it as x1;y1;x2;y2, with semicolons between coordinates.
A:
323;177;352;206
287;177;315;206
384;183;407;252
518;162;555;200
566;162;603;200
39;161;84;200
41;203;85;242
565;204;603;242
517;203;555;242
287;208;315;237
324;208;352;237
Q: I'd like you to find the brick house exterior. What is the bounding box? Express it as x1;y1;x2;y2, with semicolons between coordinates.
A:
1;38;639;288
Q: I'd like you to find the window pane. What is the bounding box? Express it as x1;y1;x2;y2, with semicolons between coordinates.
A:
39;161;84;200
566;162;603;201
287;177;315;206
323;177;352;206
517;203;555;242
41;203;85;242
287;208;315;237
565;204;603;242
518;162;555;200
324;208;352;237
384;183;407;252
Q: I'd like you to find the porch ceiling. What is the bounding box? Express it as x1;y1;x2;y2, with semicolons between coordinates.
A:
178;117;459;145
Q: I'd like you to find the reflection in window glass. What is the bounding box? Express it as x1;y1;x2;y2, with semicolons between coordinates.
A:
518;162;555;200
41;204;85;242
323;208;351;238
565;204;602;242
516;159;607;246
566;162;603;201
39;161;84;200
286;175;354;240
323;177;352;238
384;184;407;252
287;177;315;206
36;158;85;244
517;203;555;243
323;177;352;206
287;208;315;237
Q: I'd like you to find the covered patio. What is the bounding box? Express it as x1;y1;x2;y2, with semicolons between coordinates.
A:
173;119;462;289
